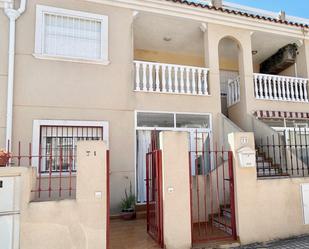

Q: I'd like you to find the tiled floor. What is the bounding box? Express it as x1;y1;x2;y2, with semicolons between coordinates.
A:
192;222;232;242
110;219;161;249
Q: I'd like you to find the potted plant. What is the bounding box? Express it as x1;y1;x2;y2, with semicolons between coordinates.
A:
0;149;10;167
120;182;136;220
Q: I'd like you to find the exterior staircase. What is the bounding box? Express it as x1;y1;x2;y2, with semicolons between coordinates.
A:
210;205;232;235
192;205;240;248
256;151;289;177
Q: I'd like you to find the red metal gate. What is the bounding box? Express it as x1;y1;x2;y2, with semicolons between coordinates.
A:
146;149;164;248
189;148;237;244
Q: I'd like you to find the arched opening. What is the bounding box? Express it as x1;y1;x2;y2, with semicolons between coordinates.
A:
218;37;241;117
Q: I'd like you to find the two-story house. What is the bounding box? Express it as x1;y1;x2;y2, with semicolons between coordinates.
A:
1;0;309;248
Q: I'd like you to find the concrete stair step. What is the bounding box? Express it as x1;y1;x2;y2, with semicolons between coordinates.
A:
221;207;231;219
257;172;290;177
192;241;240;249
211;215;232;235
257;168;278;173
256;162;272;167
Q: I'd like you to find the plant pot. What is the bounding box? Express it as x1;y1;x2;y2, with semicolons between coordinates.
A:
120;209;136;220
0;156;9;167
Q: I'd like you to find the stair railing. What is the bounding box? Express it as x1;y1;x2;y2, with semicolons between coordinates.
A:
250;114;309;177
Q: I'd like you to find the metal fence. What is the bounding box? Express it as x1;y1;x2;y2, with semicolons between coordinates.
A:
256;128;309;178
189;149;237;244
2;139;108;201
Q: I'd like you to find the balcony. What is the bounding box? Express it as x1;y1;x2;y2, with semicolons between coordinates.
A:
133;60;209;96
254;73;309;103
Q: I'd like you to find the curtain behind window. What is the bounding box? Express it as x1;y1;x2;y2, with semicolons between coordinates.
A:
136;130;151;203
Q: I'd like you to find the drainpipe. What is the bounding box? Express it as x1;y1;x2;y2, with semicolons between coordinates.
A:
4;0;27;151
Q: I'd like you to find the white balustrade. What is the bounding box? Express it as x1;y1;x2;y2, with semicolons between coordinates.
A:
254;73;309;103
134;60;209;96
227;76;240;107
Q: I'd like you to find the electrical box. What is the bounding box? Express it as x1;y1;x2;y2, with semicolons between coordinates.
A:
301;184;309;225
0;177;20;213
0;176;21;249
237;147;256;168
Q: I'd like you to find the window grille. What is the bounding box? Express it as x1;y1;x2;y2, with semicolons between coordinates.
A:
39;125;103;172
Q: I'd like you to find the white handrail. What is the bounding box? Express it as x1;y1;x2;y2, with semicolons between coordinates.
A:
133;60;209;96
254;73;309;103
227;76;240;107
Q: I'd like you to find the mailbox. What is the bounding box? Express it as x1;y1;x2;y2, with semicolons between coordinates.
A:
237;147;256;168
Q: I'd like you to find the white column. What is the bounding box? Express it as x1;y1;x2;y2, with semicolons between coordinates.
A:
197;68;202;95
304;80;308;102
290;78;295;101
162;65;167;93
155;64;160;92
203;69;209;95
142;63;147;91
263;75;269;99
267;75;272;99
191;68;197;95
285;78;290;100
180;67;185;94
254;75;259;99
135;62;140;91
174;66;179;93
299;79;304;101
148;64;154;92
167;65;173;93
186;68;191;94
273;76;277;100
277;77;282;100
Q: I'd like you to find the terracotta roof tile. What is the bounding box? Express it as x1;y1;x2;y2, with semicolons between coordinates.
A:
167;0;309;29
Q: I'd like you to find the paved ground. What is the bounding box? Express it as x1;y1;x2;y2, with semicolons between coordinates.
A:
233;235;309;249
110;219;309;249
110;218;160;249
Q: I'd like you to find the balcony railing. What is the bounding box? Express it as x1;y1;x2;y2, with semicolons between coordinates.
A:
134;60;209;95
254;73;309;102
227;76;240;107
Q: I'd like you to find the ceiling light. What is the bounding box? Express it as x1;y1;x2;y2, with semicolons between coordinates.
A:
252;50;258;55
163;37;172;42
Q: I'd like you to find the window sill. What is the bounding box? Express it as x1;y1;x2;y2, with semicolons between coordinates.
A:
33;53;110;65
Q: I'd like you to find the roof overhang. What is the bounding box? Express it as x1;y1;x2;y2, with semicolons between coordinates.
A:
87;0;309;40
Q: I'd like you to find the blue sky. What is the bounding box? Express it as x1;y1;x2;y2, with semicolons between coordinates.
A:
224;0;309;19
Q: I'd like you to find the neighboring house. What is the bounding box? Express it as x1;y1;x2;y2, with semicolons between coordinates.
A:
1;0;309;248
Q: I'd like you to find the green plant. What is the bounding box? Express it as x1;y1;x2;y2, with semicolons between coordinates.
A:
121;182;135;211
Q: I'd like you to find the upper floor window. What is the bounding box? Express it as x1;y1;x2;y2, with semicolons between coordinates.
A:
34;5;109;64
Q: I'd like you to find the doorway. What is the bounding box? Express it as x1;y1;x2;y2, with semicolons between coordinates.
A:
218;38;241;117
135;111;212;204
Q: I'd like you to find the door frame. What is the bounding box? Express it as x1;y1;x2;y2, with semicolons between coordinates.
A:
134;110;213;204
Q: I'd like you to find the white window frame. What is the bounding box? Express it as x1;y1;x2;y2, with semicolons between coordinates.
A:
134;110;213;204
295;123;309;129
135;110;213;131
32;119;109;172
34;5;109;65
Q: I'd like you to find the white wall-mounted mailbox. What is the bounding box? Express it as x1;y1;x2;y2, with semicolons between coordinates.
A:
237;147;256;168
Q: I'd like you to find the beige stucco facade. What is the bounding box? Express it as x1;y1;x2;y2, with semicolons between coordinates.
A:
1;0;309;217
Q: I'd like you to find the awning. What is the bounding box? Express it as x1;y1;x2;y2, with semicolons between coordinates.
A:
253;110;309;119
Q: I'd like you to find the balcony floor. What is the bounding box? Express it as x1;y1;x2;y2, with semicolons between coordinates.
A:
110;218;161;249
